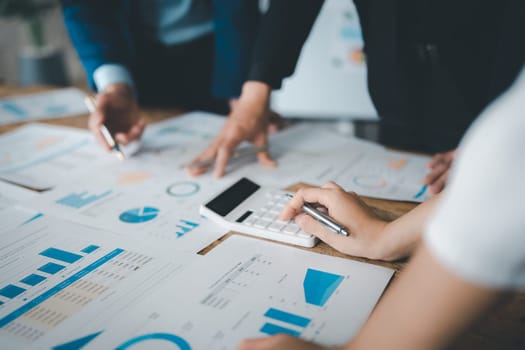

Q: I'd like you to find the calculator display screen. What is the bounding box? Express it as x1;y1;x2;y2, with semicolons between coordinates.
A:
205;178;260;216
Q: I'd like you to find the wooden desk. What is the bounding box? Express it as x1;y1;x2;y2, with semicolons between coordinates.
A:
1;85;523;349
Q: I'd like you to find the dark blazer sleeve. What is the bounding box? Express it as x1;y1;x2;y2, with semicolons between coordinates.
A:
247;0;324;90
60;0;135;90
212;0;260;98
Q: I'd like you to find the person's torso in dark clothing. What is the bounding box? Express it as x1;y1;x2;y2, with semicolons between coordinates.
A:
354;0;525;152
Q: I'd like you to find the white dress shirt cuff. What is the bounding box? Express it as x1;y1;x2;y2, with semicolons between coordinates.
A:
93;64;136;94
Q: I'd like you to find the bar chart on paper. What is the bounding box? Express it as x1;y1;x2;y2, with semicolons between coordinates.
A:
0;244;123;332
175;219;199;238
260;308;311;337
56;190;113;209
63;235;393;349
0;224;165;348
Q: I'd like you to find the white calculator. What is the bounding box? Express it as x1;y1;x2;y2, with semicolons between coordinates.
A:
200;178;318;247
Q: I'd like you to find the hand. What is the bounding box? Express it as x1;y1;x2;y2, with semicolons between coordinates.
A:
423;149;456;195
279;182;389;260
237;334;331;350
186;81;276;178
88;83;145;150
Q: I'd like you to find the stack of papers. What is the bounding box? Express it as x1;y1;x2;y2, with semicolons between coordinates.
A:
0;111;434;349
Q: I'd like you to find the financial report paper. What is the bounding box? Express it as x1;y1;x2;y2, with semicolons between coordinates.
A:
79;235;394;349
0;216;201;350
0;124;112;190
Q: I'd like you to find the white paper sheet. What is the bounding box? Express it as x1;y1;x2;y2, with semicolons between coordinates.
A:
231;122;377;188
0;181;41;233
0;216;200;350
21;172;230;254
0;208;42;235
135;111;226;168
0;88;89;126
308;147;432;202
68;235;394;349
0;124;112;190
0;180;38;211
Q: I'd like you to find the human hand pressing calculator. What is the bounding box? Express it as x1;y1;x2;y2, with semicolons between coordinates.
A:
199;178;318;247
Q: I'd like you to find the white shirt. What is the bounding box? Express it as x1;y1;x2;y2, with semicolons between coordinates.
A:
424;68;525;290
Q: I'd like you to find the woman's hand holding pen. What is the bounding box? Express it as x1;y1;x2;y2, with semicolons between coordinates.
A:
279;182;392;260
423;149;456;194
88;83;145;150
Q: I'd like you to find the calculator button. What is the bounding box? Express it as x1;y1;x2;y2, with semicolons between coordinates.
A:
244;217;256;226
268;207;281;215
283;224;300;234
278;200;290;207
268;222;285;232
297;231;313;238
262;212;277;221
251;211;263;219
273;203;284;212
253;219;272;229
262;205;273;212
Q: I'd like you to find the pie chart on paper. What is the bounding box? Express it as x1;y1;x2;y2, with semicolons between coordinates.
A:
119;207;159;223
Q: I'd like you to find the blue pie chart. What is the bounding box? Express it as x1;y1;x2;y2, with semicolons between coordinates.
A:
119;207;159;223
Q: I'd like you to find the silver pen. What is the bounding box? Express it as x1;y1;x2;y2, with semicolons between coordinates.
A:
182;145;269;169
83;96;126;161
285;193;349;236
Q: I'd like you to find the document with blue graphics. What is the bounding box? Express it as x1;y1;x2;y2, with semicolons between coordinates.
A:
20;172;230;253
0;123;111;190
0;88;88;126
76;235;394;349
0;216;200;350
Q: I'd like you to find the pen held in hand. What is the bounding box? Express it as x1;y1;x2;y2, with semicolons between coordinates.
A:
285;193;349;236
182;145;269;169
83;96;126;161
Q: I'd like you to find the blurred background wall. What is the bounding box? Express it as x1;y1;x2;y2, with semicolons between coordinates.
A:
0;6;85;86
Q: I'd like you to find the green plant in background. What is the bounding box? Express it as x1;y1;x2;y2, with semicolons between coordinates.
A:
0;0;57;49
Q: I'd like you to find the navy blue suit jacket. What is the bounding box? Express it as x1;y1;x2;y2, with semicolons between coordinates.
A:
61;0;260;98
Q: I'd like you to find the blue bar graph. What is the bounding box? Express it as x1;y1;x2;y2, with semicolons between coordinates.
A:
180;220;199;227
0;248;124;328
175;219;199;237
264;308;311;328
260;323;301;337
0;285;26;299
303;268;344;307
38;262;65;275
40;248;82;264
56;190;112;209
81;245;99;254
20;274;46;286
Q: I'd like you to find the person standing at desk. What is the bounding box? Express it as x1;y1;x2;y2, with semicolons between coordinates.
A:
188;0;525;194
61;0;253;150
239;67;525;350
